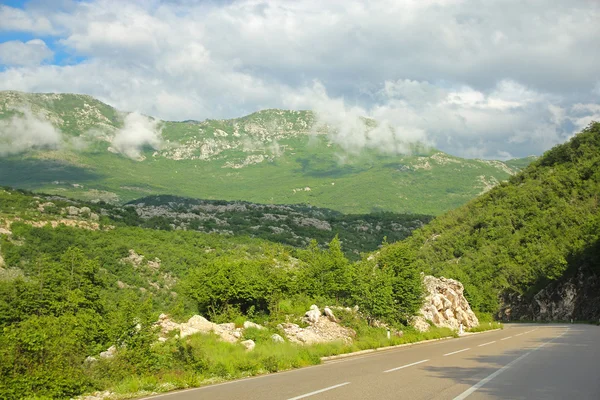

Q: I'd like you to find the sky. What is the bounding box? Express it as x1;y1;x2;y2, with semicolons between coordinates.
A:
0;0;599;159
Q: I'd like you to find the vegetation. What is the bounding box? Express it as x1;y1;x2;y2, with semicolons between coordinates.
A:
0;188;432;399
396;122;600;313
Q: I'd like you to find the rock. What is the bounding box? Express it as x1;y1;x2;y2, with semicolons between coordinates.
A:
80;207;91;216
243;321;265;330
99;345;117;359
178;315;238;343
67;206;80;216
271;333;285;343
219;322;236;331
84;356;97;364
412;316;430;332
323;307;337;322
179;315;216;338
418;276;479;331
241;339;255;351
304;304;321;324
498;267;600;322
280;318;355;345
90;213;100;221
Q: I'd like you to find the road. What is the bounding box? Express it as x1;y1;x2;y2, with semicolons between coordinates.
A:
143;324;600;400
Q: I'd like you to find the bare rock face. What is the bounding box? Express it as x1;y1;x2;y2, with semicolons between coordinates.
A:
280;305;356;345
416;276;479;331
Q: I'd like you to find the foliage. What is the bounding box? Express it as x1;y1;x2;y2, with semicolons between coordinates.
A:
398;122;600;312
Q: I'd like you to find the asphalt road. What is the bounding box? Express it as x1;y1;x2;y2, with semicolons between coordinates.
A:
142;324;600;400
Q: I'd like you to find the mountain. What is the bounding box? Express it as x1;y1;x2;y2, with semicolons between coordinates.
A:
396;122;600;320
0;91;530;215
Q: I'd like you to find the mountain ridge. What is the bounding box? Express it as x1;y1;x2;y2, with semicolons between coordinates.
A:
0;91;534;214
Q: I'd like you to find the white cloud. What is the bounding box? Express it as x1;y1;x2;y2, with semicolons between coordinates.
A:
0;107;62;155
111;112;163;160
0;40;53;66
0;0;598;158
0;5;55;34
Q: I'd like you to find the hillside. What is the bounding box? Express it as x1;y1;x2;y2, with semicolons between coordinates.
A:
398;122;600;319
0;91;530;215
0;186;446;399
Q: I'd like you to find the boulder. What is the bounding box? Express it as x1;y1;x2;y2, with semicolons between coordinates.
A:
271;333;285;343
243;321;265;330
280;318;355;345
67;206;79;216
418;276;479;331
304;304;320;324
241;339;255;351
323;307;337;322
99;345;117;359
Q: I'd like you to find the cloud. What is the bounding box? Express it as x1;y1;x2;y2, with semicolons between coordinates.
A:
0;0;598;159
111;112;163;160
0;107;62;155
0;5;55;34
0;40;54;66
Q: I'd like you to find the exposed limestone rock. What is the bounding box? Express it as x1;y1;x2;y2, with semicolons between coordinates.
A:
157;314;238;343
304;304;321;324
243;321;265;330
271;333;285;343
416;276;479;331
323;307;337;322
99;345;117;359
498;268;600;322
411;316;431;333
241;339;255;351
219;322;236;331
67;206;80;216
279;318;355;345
121;249;144;268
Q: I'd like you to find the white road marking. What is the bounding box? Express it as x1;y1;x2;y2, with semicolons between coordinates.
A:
287;382;351;400
384;359;429;373
478;341;496;347
453;329;569;400
500;336;512;341
514;332;524;337
444;348;470;356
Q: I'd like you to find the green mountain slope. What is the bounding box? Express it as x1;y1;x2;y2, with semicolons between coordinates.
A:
0;91;530;215
397;122;600;316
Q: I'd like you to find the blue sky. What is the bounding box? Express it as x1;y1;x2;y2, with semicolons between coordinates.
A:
0;0;599;159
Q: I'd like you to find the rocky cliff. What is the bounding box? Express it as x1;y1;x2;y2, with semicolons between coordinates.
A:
498;267;600;322
413;275;479;332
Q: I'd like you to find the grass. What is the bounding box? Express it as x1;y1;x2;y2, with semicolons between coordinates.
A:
84;319;458;399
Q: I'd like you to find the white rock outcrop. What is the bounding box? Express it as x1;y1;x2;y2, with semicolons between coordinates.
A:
243;321;265;330
156;314;238;343
241;339;256;351
415;276;479;332
304;304;321;324
280;305;355;345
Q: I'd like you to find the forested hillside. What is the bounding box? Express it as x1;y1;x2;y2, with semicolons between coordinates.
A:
0;188;433;399
401;122;600;316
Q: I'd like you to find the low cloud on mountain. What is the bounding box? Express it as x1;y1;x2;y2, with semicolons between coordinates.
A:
0;107;62;155
111;113;163;160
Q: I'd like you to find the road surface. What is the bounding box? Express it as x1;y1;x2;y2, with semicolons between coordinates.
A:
142;324;600;400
